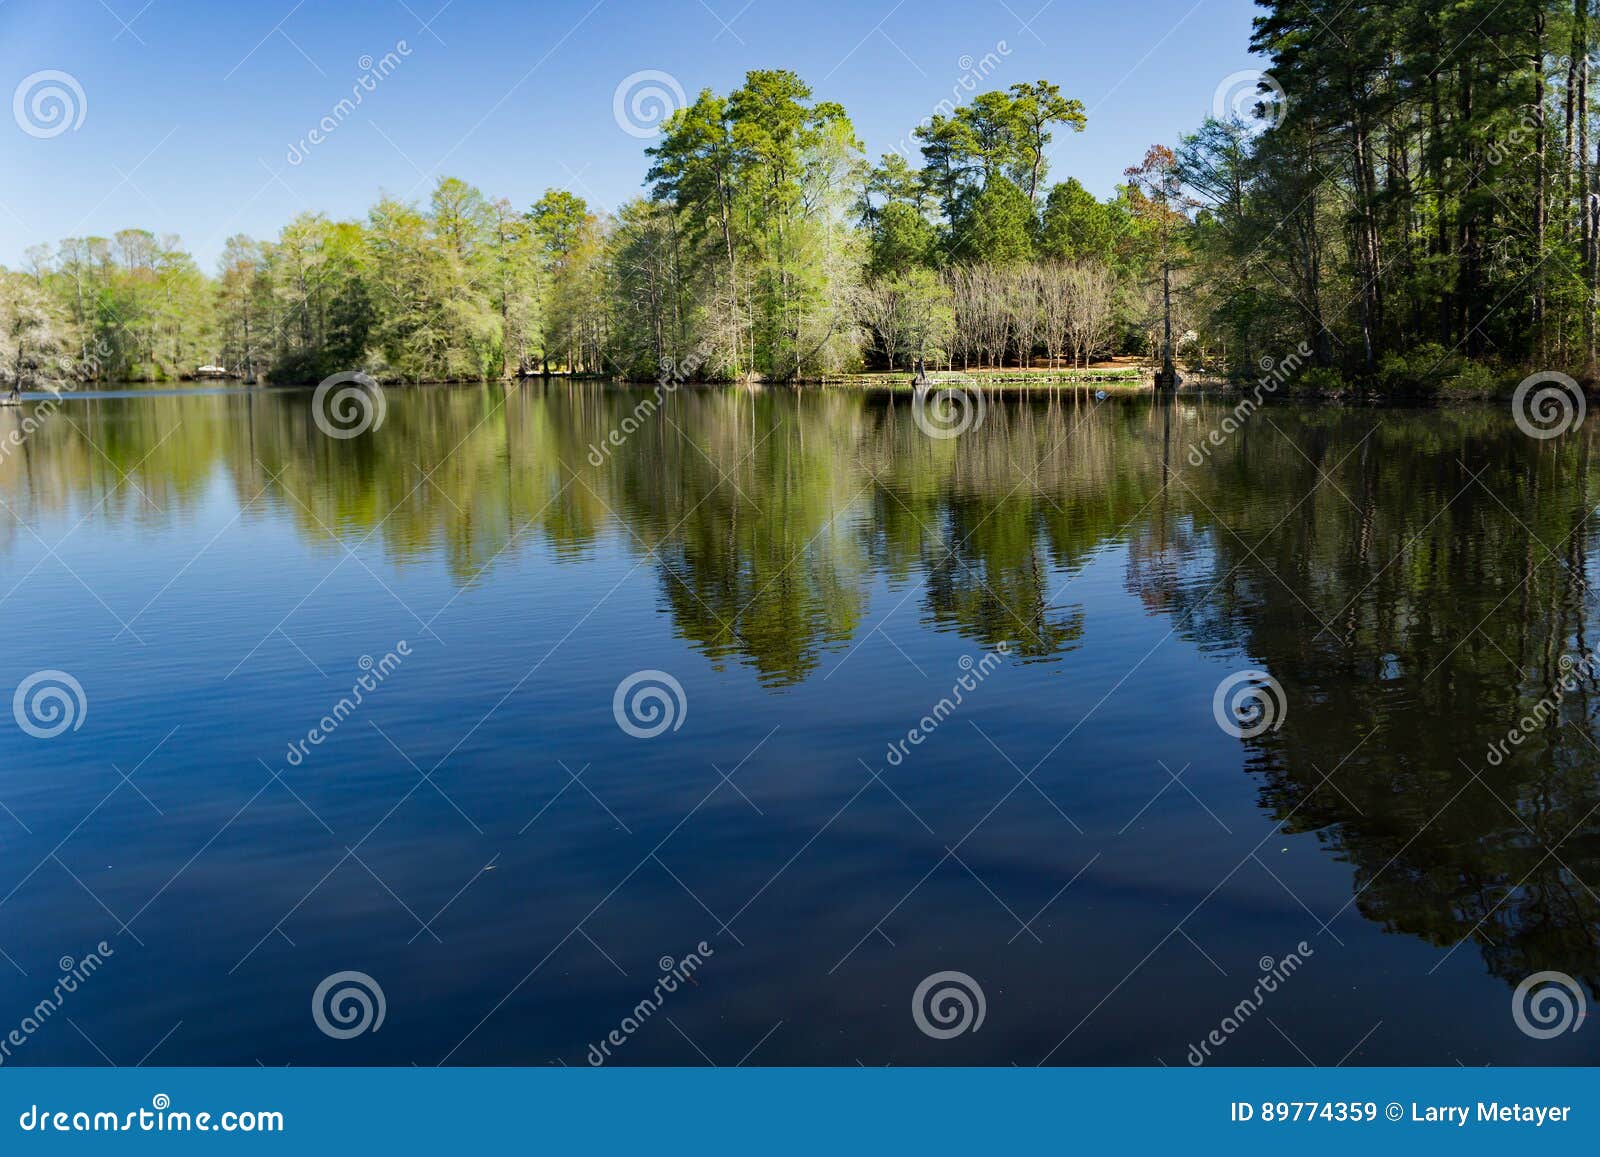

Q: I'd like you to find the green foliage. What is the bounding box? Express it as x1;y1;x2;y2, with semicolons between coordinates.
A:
855;267;952;369
1008;80;1087;203
22;32;1597;388
1177;0;1600;380
1441;362;1502;399
644;69;867;380
912;80;1086;214
6;71;1192;385
1377;343;1458;397
20;230;217;382
1287;366;1345;396
869;202;938;277
0;269;72;386
950;177;1035;265
1037;178;1123;264
531;189;606;375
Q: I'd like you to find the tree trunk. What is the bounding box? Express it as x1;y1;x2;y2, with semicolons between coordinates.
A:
1534;11;1548;357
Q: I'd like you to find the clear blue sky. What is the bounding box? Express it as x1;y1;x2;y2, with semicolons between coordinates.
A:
0;0;1261;269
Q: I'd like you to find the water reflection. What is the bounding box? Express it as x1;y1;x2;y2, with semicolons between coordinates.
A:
2;383;1598;1020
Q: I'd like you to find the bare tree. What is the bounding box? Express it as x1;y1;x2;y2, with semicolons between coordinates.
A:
945;267;979;370
1006;265;1042;369
1064;260;1118;368
1038;263;1070;368
856;270;954;370
972;266;1012;368
855;280;910;371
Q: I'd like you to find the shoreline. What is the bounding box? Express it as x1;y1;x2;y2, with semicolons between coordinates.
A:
0;375;1526;405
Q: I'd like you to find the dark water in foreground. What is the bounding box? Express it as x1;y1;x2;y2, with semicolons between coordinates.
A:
0;382;1597;1066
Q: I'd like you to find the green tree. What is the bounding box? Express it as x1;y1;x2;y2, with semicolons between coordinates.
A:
869;201;938;277
1038;178;1122;264
1007;80;1088;203
531;189;606;374
648;90;747;377
950;177;1035;265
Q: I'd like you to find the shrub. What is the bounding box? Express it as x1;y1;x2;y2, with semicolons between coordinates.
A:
1377;352;1410;390
1378;342;1458;395
1288;366;1345;396
1440;362;1500;399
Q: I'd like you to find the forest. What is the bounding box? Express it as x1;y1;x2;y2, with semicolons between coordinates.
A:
1;0;1594;393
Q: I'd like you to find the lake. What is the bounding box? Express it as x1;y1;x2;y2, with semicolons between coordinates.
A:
0;382;1596;1066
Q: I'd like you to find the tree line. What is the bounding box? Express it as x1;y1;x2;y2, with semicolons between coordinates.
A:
0;71;1177;387
8;10;1597;392
1180;0;1600;392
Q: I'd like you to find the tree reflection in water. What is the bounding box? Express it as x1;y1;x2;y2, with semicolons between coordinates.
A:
2;383;1596;999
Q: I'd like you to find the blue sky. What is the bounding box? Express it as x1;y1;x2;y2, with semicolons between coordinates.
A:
0;0;1261;269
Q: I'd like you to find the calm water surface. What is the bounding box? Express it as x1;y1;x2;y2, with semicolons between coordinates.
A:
1;383;1596;1065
